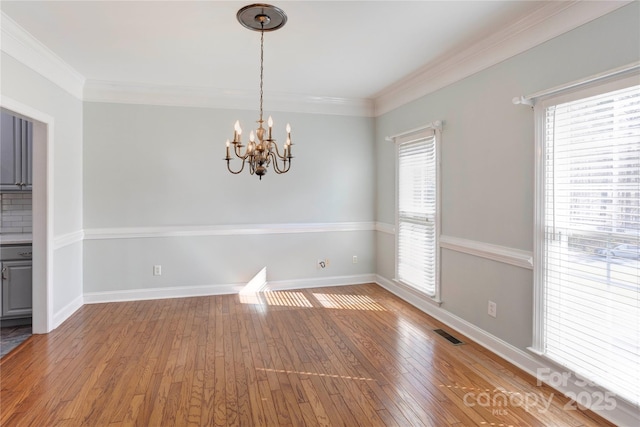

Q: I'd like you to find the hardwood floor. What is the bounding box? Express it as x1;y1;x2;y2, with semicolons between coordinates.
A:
0;284;612;426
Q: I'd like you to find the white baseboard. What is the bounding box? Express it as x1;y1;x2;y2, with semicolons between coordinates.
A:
53;294;83;329
83;283;241;304
83;274;376;305
267;274;376;291
374;274;640;427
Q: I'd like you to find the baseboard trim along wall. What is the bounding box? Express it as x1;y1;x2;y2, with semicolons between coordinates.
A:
53;294;83;329
83;274;376;304
374;274;639;427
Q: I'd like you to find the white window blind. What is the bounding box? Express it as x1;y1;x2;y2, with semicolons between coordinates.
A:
541;82;640;406
397;131;438;296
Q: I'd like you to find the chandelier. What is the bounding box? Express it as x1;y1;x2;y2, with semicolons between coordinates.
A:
224;3;293;180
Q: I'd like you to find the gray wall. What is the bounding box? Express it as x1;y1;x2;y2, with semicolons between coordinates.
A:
0;52;84;317
83;102;375;293
375;2;640;351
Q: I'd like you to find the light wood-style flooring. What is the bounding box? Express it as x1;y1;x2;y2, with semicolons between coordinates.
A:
0;283;612;426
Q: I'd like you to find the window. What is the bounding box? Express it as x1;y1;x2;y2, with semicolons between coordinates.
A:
534;76;639;406
393;123;441;298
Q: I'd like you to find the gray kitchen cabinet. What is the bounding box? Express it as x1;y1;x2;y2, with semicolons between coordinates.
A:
1;260;32;317
1;111;33;191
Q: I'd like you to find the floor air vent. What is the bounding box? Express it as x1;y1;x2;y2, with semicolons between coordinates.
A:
433;329;464;346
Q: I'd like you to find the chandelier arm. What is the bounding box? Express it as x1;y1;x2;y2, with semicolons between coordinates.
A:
274;160;291;174
226;159;247;175
270;152;291;174
273;155;286;173
269;152;281;173
233;144;247;159
234;144;257;161
270;141;288;160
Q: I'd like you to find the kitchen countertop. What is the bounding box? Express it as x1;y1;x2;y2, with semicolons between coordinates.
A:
0;234;33;245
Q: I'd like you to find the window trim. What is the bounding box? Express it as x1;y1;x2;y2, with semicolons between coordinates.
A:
531;73;640;412
532;72;640;354
391;121;442;302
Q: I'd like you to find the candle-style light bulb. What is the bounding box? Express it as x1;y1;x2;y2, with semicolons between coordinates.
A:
268;116;273;128
225;139;230;158
249;131;255;142
286;123;291;134
233;120;242;142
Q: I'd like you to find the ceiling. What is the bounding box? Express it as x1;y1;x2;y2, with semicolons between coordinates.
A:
0;1;630;113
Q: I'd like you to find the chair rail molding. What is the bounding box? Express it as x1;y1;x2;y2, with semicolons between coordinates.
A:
53;230;85;250
439;235;533;270
375;222;395;235
83;222;377;240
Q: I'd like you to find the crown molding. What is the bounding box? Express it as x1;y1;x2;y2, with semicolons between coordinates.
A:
83;79;375;117
0;11;372;116
1;11;85;99
373;0;633;116
2;1;631;117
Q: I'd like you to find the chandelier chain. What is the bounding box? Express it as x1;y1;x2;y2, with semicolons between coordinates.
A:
259;27;264;123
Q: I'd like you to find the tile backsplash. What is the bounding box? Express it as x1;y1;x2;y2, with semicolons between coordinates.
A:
0;193;32;234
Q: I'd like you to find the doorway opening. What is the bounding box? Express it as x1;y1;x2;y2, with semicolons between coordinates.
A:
0;98;52;341
0;110;33;356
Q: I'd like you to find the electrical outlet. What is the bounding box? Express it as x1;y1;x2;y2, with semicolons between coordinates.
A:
317;259;328;269
352;255;358;264
488;300;497;318
153;265;162;276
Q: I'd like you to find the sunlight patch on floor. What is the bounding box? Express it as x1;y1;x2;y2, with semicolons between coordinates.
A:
256;367;374;381
238;268;313;307
239;267;268;304
263;291;313;307
312;293;386;311
237;269;386;310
